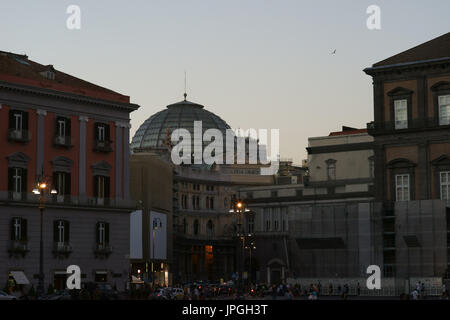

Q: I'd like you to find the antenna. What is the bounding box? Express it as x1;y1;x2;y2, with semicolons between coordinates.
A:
184;70;187;101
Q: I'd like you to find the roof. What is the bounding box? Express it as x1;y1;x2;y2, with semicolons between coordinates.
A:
0;51;130;103
372;32;450;68
328;126;367;136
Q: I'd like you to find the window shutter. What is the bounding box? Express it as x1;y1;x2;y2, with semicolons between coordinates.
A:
10;218;15;240
104;177;110;199
93;176;98;198
21;218;27;241
54;117;59;136
8;168;14;191
95;222;100;244
105;223;110;244
64;221;70;243
9;110;16;128
65;173;71;195
66;117;71;137
105;124;110;141
94;123;99;140
23;111;28;130
53;221;59;242
22;169;27;193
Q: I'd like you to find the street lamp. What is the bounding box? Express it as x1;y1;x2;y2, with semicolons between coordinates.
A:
152;217;162;288
33;177;57;297
244;241;256;285
230;198;251;291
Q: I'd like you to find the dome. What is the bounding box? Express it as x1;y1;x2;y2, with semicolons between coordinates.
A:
131;96;231;152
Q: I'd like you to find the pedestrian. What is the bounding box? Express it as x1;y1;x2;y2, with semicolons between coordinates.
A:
412;289;419;300
357;282;361;296
328;283;333;296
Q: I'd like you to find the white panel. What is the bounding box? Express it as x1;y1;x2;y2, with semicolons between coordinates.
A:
149;211;167;260
130;210;143;259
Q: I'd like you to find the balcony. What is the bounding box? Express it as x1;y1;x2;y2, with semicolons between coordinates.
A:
52;242;72;258
0;192;137;210
53;135;73;148
367;118;450;135
94;243;113;258
8;129;31;142
8;240;29;258
93;139;113;153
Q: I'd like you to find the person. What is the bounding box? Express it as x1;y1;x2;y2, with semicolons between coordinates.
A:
441;283;447;299
328;283;333;296
412;289;419;300
317;281;322;296
272;285;277;300
337;284;342;296
357;282;361;296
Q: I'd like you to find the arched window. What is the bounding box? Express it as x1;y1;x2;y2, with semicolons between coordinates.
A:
193;219;199;235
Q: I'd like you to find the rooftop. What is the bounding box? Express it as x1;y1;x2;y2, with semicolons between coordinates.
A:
370;32;450;69
0;51;130;103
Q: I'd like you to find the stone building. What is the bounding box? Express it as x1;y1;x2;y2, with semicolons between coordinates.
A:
0;51;139;292
239;127;376;285
130;96;272;284
364;32;450;285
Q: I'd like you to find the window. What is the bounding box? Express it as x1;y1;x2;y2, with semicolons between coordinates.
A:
9;110;28;131
53;172;70;196
206;220;214;237
53;220;70;244
206;196;214;210
440;171;450;201
193;219;199;235
98;126;105;141
264;208;271;231
96;222;110;245
369;156;375;178
395;174;410;201
181;194;188;209
438;95;450;125
94;175;110;199
10;218;27;241
8;167;27;199
192;195;200;210
394;99;408;129
326;160;336;180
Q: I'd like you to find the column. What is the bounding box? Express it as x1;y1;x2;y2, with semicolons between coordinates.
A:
79;116;89;201
115;122;124;199
36;109;47;176
123;123;131;199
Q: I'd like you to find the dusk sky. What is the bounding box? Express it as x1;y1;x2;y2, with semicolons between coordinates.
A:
1;0;449;163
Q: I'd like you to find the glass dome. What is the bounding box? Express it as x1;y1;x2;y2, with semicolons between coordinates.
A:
131;97;231;152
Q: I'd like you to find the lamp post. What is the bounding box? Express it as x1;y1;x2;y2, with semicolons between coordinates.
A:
32;178;57;297
244;241;256;285
151;217;162;288
230;198;250;291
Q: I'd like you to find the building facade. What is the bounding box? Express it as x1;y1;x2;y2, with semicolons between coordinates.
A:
364;32;450;283
130;96;273;285
239;127;376;285
0;51;139;292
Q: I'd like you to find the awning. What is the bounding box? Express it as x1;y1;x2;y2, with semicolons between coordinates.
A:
131;275;144;284
10;271;30;285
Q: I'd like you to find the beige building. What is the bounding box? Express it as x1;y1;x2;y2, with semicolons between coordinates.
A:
129;152;173;286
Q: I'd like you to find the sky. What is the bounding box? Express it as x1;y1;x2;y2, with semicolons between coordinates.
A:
1;0;449;163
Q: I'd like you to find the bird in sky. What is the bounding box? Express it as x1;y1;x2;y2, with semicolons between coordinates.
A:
331;49;336;54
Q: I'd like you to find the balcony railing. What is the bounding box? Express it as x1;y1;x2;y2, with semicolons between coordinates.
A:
94;243;113;258
8;240;29;258
8;129;31;142
52;242;72;258
53;135;73;148
93;139;113;152
367;118;450;135
0;191;136;209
